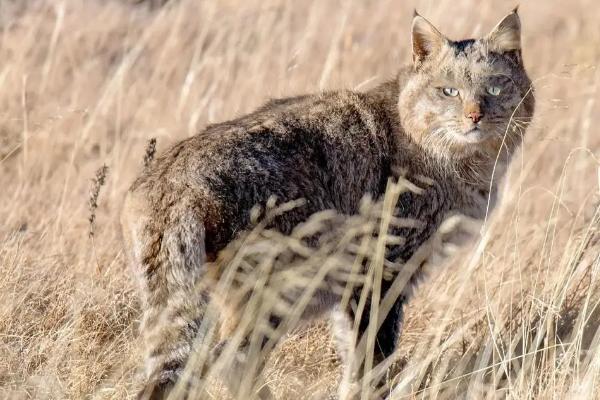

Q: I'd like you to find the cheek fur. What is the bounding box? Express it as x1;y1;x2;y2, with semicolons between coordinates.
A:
423;111;436;126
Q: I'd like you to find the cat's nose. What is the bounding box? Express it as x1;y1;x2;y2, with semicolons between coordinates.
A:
464;103;484;124
467;110;483;123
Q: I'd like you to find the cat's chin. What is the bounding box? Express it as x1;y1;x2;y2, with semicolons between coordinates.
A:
451;128;489;144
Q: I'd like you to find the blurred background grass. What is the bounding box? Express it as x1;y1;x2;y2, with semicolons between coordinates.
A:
0;0;599;399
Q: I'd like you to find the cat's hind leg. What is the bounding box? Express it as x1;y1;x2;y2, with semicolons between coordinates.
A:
122;193;212;399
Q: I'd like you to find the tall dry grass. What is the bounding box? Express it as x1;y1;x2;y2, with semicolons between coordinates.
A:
0;0;599;399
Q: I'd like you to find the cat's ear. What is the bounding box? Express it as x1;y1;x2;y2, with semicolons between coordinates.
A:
412;11;448;67
486;8;521;55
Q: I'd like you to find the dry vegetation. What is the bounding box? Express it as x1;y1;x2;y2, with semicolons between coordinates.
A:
0;0;599;399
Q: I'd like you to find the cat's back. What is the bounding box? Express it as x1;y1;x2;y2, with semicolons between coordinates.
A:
122;87;397;258
132;88;394;193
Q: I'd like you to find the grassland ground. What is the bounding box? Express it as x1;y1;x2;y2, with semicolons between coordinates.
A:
0;0;599;399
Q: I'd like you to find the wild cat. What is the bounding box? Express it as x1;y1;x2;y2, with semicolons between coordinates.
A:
121;8;534;400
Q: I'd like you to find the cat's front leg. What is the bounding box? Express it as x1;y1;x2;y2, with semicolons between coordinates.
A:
331;296;405;400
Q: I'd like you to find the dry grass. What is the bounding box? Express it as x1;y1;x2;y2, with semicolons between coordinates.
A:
0;0;599;399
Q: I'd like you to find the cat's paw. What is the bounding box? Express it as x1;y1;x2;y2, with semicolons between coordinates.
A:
137;377;174;400
137;356;187;400
430;214;481;263
337;381;361;400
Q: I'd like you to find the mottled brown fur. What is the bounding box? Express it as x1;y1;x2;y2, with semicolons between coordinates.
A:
121;9;534;399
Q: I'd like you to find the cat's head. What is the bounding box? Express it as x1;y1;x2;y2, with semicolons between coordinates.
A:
399;9;535;164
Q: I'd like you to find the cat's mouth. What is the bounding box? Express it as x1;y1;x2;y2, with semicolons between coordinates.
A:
455;127;489;144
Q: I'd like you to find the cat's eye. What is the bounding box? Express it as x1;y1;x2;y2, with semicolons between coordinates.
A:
442;87;459;97
487;86;502;96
